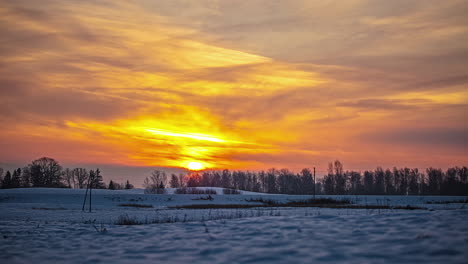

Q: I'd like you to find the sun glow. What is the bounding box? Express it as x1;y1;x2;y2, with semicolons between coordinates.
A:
187;161;204;171
144;128;225;143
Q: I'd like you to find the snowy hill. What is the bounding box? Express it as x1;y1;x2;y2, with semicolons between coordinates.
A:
0;188;467;263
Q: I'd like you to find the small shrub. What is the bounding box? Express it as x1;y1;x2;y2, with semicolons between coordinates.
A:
172;204;265;209
392;205;425;210
115;214;142;225
245;197;351;206
192;195;214;201
174;187;188;194
204;189;217;195
425;198;468;204
144;187;167;194
171;203;426;210
245;198;278;205
93;223;107;233
175;187;217;195
223;188;241;195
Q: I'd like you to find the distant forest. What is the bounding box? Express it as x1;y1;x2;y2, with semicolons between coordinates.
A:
0;157;134;190
146;160;468;196
1;158;467;196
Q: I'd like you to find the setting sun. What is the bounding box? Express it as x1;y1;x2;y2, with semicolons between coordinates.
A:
187;161;204;171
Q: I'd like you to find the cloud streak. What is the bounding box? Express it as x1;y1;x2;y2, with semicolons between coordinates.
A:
0;0;466;174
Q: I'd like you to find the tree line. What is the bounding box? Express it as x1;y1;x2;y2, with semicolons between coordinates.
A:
146;160;467;196
321;161;467;196
2;157;466;196
0;157;134;190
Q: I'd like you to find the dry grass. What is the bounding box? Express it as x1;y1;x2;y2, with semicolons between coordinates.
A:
425;198;468;204
223;188;241;195
114;209;282;225
170;203;426;210
118;203;153;208
191;195;214;201
246;197;352;206
174;188;217;194
32;207;66;210
115;214;142;225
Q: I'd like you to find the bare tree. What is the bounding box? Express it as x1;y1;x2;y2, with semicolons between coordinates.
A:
63;168;75;188
144;170;168;194
150;170;167;186
73;168;88;189
170;174;180;188
178;173;186;188
28;157;63;187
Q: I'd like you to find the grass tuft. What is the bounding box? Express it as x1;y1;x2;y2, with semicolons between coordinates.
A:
223;188;241;195
118;203;153;208
425;198;468;204
32;207;66;210
115;214;142;225
192;195;214;201
171;199;426;210
175;188;217;195
246;197;352;206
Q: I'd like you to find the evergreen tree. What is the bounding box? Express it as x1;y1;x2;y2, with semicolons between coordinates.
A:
125;180;133;189
2;171;12;189
91;169;105;189
108;180;115;190
11;168;22;188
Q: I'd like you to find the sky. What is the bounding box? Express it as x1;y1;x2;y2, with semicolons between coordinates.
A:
0;0;467;184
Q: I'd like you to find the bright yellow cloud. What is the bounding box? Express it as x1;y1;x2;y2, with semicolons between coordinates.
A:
144;128;225;143
1;0;466;173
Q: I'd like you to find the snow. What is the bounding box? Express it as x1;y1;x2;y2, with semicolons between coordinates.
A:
0;188;467;263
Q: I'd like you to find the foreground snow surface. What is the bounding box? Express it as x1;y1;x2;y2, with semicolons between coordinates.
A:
0;188;467;264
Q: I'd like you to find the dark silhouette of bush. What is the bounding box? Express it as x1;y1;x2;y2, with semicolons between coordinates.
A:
115;214;142;225
118;203;153;208
174;187;217;194
223;188;241;194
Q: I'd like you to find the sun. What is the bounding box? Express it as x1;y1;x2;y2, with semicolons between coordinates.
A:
187;161;204;171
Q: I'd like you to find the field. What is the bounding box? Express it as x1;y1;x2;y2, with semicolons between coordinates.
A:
1;188;467;263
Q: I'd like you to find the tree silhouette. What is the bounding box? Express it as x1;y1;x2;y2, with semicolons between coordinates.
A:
2;171;12;189
28;157;63;187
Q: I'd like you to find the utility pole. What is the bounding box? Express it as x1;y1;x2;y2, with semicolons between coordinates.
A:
313;167;316;199
89;174;92;213
82;171;94;212
82;175;90;211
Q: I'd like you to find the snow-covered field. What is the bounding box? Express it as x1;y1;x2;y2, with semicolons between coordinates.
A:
0;188;467;263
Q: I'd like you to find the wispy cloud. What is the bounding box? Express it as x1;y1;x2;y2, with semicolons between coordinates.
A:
0;0;466;172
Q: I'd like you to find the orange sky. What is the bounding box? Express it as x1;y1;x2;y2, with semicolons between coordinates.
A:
0;0;467;181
